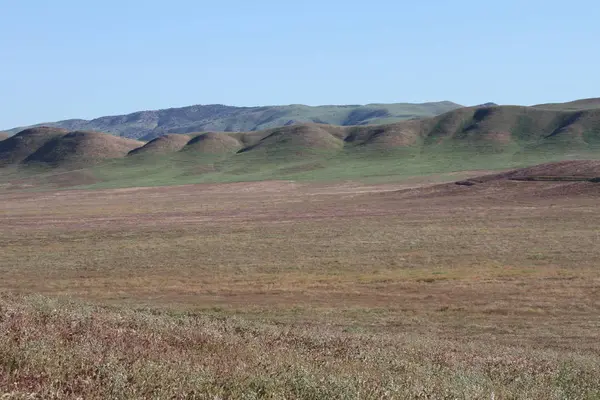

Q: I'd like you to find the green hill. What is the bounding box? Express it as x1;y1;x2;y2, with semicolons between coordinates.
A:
2;100;600;189
1;102;462;140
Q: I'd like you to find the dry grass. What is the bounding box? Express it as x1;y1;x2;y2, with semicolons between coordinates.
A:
1;178;600;398
1;293;598;399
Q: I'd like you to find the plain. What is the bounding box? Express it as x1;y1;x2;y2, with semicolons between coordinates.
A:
1;170;599;398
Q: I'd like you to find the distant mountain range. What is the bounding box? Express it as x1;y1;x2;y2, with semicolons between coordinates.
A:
2;102;463;140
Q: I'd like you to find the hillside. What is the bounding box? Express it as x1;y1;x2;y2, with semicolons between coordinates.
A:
128;134;192;156
499;160;600;179
533;97;600;111
0;127;69;166
0;128;142;169
237;124;346;158
1;101;462;140
407;160;600;203
421;105;600;152
0;133;9;141
1;100;600;189
182;133;243;154
454;160;600;184
23;131;143;166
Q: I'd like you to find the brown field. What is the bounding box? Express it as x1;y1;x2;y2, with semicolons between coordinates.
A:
1;173;599;398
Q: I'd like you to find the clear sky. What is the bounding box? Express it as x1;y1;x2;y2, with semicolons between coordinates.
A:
1;0;599;128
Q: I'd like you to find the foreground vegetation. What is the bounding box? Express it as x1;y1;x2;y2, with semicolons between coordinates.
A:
1;175;599;398
1;293;599;399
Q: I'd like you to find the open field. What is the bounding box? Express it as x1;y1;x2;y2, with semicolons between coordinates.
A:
1;174;600;398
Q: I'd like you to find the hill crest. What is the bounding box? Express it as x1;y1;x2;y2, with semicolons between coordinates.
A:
128;134;191;156
0;127;69;166
2;101;463;140
20;130;143;167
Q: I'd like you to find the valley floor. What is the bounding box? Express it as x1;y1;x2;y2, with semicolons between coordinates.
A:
1;177;599;398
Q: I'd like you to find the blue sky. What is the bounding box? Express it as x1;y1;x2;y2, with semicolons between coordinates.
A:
1;0;598;128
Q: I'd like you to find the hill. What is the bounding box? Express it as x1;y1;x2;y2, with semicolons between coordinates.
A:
2;99;600;189
1;101;462;140
0;127;69;166
228;104;600;157
533;98;600;111
182;132;243;154
237;124;346;157
499;160;600;179
0;133;9;141
22;131;143;167
379;160;600;206
459;160;600;183
128;134;191;156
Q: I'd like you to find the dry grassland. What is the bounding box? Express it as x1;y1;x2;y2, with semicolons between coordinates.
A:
1;178;599;398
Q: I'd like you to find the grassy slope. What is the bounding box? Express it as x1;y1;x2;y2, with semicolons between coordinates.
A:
84;148;579;189
2;103;600;190
2;101;462;140
82;105;600;189
0;127;69;166
24;131;143;166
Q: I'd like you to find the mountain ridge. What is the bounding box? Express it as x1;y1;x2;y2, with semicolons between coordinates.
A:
1;101;463;140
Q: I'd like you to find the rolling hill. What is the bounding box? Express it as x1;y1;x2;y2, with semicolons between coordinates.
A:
182;133;243;155
532;98;600;111
1;99;600;189
23;131;143;166
419;105;600;152
128;134;192;156
0;128;142;169
0;127;69;166
1;102;462;140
